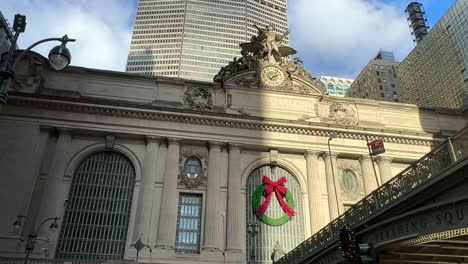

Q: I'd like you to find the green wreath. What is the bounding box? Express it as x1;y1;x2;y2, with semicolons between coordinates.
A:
252;183;295;226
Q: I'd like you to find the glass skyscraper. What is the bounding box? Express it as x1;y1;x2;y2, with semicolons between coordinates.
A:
126;0;288;82
397;0;468;109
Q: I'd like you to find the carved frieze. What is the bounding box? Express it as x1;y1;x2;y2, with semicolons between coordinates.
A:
183;86;213;111
11;55;46;92
329;102;358;125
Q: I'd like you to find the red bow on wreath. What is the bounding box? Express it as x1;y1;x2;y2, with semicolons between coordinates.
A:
256;176;295;218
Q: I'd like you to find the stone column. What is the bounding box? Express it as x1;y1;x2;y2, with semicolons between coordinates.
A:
226;143;242;253
323;152;343;220
135;136;162;242
203;141;223;252
305;150;325;234
156;138;181;249
377;156;393;184
359;155;378;195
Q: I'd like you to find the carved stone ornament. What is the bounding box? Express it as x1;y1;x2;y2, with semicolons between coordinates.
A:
329;102;358;125
11;53;46;92
183;86;213;111
178;149;208;188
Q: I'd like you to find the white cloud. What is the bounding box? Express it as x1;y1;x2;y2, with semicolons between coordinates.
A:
288;0;414;78
0;0;135;71
1;0;415;78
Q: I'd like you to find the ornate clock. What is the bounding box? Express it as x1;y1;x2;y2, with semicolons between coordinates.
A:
260;66;286;87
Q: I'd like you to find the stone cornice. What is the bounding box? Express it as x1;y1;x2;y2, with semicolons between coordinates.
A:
6;95;444;146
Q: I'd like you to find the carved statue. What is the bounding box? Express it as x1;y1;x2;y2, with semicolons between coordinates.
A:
271;241;285;262
239;25;296;66
254;24;289;64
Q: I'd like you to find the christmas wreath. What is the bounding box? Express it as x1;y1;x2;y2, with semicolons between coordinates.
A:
252;176;295;226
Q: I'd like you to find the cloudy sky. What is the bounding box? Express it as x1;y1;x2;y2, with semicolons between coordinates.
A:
0;0;456;79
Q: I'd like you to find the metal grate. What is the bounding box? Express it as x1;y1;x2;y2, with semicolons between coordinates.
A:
56;151;136;260
246;166;305;264
175;193;202;253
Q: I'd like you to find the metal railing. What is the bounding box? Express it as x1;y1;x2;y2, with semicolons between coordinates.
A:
277;126;468;264
0;257;133;264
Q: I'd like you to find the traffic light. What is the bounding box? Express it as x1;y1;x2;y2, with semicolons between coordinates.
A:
13;14;27;33
357;243;376;264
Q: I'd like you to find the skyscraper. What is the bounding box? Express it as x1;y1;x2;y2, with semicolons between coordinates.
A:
397;0;468;110
346;51;401;102
125;0;288;82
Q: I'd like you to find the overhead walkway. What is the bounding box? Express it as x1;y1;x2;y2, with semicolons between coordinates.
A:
278;126;468;264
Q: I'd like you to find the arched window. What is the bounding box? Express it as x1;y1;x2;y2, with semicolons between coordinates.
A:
184;157;202;179
246;166;304;263
342;170;357;192
56;151;136;260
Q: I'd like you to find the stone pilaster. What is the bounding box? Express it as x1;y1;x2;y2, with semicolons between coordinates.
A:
203;141;223;252
377;156;393;184
359;155;378;194
149;142;167;246
156;138;181;249
37;128;72;254
305;150;325;234
226;143;242;253
135;136;162;242
323;152;343;220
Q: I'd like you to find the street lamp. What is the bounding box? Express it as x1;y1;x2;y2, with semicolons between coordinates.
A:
0;14;76;106
328;131;341;215
12;215;60;264
247;223;259;264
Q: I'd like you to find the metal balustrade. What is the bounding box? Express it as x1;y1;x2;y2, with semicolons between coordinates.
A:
277;126;468;264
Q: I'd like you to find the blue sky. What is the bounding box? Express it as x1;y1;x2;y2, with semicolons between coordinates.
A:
0;0;456;79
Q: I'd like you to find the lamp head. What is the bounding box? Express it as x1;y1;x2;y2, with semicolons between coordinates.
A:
12;218;22;234
49;218;59;233
328;131;338;141
48;43;71;71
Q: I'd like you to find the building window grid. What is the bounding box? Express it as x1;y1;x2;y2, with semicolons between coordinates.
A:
175;193;203;254
55;152;136;260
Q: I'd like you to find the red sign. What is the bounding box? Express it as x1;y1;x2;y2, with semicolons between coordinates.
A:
369;139;385;156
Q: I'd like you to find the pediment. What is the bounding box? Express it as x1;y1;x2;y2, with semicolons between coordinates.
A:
223;69;325;96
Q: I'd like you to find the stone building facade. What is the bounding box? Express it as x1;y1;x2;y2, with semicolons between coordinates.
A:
347;51;401;102
0;45;466;264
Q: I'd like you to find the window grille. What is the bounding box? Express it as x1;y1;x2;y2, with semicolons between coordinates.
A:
175;193;202;253
56;151;136;260
246;166;304;264
342;170;357;192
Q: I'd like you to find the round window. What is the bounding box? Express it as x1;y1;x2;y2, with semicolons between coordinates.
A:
342;170;357;192
184;157;202;179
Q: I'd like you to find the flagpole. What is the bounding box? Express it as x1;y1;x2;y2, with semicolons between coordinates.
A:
366;135;381;187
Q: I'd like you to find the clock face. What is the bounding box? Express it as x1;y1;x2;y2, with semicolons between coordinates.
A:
260;66;285;87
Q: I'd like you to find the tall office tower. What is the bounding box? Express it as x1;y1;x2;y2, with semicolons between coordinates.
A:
406;2;429;44
346;51;401;102
319;76;353;97
126;0;288;82
398;0;468;110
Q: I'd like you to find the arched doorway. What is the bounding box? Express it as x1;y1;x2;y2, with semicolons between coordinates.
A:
246;165;305;263
56;151;136;260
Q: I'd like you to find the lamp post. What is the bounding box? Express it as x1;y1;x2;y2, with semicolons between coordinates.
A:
328;131;341;215
12;215;60;264
0;14;76;108
247;223;259;264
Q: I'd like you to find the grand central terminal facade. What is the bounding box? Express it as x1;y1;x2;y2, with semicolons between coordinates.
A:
0;27;466;264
